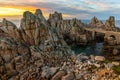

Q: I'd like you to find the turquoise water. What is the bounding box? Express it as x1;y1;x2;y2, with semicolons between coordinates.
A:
71;43;104;56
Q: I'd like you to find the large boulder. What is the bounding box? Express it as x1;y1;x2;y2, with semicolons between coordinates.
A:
95;56;105;61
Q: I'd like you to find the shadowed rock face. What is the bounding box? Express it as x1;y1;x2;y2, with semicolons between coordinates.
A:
0;9;74;80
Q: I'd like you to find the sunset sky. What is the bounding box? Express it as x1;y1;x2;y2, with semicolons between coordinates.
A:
0;0;120;20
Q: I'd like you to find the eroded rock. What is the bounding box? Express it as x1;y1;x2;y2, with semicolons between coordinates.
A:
105;16;116;31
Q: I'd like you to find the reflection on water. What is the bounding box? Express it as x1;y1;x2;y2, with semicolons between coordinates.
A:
71;43;104;56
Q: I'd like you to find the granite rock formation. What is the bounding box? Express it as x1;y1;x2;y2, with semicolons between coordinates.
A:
105;16;117;31
89;16;104;29
89;16;120;32
0;9;74;80
48;11;63;28
0;9;120;80
48;12;93;46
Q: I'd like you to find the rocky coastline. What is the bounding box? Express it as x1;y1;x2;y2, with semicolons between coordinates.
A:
0;9;120;80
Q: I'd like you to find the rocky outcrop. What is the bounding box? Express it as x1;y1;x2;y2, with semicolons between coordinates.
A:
105;16;117;31
0;9;74;80
0;9;120;80
90;16;99;25
20;9;69;52
48;11;63;27
47;11;62;31
89;16;120;32
0;18;22;41
48;12;93;46
89;16;104;29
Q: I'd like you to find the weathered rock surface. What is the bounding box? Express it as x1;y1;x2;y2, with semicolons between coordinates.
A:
62;73;75;80
89;16;104;28
48;12;93;46
112;62;120;66
20;10;62;46
48;11;63;28
89;16;120;32
0;9;120;80
0;18;22;41
105;16;117;31
95;56;105;61
52;70;66;80
0;9;73;80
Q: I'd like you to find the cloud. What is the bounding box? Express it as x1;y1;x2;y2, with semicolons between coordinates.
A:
0;0;120;19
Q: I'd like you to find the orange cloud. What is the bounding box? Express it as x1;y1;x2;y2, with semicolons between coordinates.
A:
0;4;48;17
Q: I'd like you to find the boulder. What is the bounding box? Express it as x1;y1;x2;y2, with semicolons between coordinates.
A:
52;70;66;80
89;55;95;60
104;63;113;70
95;56;105;61
112;62;120;66
76;54;89;61
41;66;59;78
113;48;119;55
94;63;101;68
62;73;75;80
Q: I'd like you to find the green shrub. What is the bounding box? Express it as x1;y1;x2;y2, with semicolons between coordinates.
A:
112;66;120;74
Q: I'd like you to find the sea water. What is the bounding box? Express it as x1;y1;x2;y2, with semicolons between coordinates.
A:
71;43;104;56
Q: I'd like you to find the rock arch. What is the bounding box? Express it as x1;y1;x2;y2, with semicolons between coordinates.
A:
109;35;116;40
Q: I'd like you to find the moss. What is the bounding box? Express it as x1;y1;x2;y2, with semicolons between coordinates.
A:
104;59;111;63
112;66;120;74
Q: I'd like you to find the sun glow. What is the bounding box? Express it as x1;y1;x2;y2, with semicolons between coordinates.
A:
0;6;37;17
0;5;73;19
0;7;25;16
0;5;51;19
